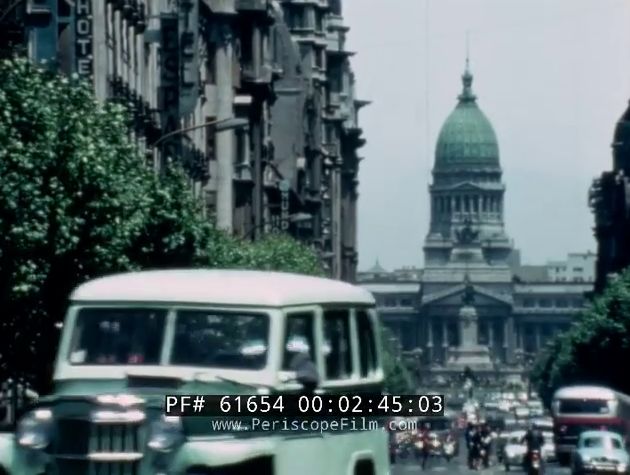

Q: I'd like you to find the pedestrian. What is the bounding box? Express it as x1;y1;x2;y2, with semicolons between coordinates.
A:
421;424;431;469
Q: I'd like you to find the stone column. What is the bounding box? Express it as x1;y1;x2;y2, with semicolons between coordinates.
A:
441;321;448;363
535;324;542;351
215;24;235;232
488;321;494;352
505;316;516;364
427;319;434;363
477;195;482;216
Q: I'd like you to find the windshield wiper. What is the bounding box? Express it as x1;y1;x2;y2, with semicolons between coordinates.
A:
194;373;274;391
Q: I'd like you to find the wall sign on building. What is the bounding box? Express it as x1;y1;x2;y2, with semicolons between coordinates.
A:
75;0;93;79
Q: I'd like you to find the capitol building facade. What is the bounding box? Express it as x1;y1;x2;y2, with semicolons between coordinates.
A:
358;61;594;383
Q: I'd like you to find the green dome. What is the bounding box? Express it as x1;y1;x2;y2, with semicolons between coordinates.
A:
434;64;500;171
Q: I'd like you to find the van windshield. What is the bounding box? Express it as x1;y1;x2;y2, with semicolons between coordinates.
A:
67;307;270;370
68;308;167;365
170;310;269;369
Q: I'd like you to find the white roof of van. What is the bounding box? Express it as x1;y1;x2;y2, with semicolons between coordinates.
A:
553;385;616;400
70;269;376;307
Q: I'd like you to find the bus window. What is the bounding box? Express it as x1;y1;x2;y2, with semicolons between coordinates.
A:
559;399;610;414
323;309;352;380
357;310;377;377
282;312;315;370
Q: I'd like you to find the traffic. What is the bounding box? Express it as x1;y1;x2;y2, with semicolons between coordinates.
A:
390;384;630;474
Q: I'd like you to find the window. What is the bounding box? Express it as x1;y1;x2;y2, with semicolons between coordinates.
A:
556;299;568;308
539;299;551;307
315;10;324;31
323;309;352;380
384;298;396;307
282;312;315;370
171;310;269;369
357;310;377;377
582;437;604;449
69;308;166;365
559;399;609;415
523;298;534;308
573;267;584;273
205;42;216;84
400;298;413;307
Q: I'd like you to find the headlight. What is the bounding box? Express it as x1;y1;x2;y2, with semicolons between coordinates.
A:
16;409;53;450
148;415;183;453
617;463;627;473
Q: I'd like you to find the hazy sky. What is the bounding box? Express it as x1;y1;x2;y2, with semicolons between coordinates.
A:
343;0;630;271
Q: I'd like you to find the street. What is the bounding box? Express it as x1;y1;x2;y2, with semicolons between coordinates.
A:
391;448;570;475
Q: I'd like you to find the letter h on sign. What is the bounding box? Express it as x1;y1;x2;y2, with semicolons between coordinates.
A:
75;0;94;78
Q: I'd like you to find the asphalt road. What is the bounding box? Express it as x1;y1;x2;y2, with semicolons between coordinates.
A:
391;450;571;475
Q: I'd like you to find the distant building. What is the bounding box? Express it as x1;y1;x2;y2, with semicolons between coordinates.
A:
11;0;367;282
358;61;592;379
546;252;596;283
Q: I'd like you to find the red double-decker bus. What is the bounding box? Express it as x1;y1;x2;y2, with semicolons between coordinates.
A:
551;385;630;466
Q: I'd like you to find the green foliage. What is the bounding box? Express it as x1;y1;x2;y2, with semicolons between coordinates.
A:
532;268;630;401
380;326;414;394
231;233;324;276
0;58;323;391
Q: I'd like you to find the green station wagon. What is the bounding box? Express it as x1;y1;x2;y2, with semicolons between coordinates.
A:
0;269;390;475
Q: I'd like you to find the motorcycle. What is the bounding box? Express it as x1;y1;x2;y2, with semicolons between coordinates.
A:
472;447;486;470
443;440;455;461
413;439;424;460
429;437;442;456
527;449;543;475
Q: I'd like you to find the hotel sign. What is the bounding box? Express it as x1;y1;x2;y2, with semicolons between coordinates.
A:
75;0;93;79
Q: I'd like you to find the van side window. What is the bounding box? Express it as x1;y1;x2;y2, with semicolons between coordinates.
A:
323;309;352;380
357;310;377;376
282;312;315;370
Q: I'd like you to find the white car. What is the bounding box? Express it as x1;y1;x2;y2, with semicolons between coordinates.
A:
502;430;527;471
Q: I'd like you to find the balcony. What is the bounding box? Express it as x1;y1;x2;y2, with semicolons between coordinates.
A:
236;0;267;11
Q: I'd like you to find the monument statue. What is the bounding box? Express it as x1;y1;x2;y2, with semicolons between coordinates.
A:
462;273;475;305
455;217;479;245
445;273;493;371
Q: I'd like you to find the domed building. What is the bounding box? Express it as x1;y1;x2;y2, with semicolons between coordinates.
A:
359;60;593;386
420;60;516;372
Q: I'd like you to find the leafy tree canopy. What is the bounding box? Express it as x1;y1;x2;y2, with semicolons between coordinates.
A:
380;326;414;394
0;58;323;392
532;268;630;403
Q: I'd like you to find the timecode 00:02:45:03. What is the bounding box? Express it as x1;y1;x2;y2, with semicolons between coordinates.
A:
164;394;445;417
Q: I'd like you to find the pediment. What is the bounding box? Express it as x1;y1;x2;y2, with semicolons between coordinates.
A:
421;284;513;307
449;181;487;192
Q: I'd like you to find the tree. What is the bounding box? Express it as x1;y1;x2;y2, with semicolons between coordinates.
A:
532;267;630;400
0;58;324;392
380;326;414;394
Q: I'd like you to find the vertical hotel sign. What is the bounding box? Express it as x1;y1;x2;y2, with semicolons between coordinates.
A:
159;15;181;163
75;0;93;79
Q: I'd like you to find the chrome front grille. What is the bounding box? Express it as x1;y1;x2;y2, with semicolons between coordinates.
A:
51;418;143;475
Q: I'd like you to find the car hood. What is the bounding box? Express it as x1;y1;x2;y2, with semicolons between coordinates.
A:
578;448;629;462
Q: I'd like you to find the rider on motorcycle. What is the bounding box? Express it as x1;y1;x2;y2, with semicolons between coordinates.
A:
521;423;545;471
468;424;482;469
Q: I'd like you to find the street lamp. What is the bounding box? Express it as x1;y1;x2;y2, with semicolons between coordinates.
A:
243;212;312;239
150;117;249;147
